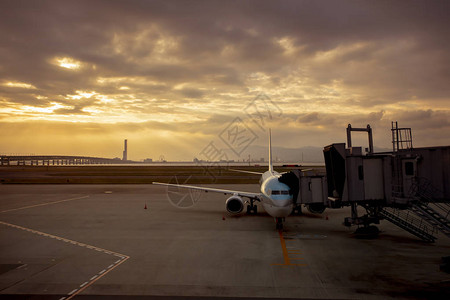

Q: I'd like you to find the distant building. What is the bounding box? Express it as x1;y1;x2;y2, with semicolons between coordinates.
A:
122;139;128;161
143;158;153;163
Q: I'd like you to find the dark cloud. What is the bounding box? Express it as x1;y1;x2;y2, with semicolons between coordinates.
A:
0;0;449;158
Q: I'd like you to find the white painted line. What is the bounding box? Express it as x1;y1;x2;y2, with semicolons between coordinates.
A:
0;220;130;300
68;289;78;295
0;195;89;213
90;275;99;281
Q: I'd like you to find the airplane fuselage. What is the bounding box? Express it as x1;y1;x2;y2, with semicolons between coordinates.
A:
259;170;293;218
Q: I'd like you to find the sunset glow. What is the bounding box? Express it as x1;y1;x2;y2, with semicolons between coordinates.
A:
0;1;449;161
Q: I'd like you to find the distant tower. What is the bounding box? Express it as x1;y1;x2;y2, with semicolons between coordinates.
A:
122;139;128;161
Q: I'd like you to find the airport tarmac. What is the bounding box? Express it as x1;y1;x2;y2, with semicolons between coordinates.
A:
0;184;449;299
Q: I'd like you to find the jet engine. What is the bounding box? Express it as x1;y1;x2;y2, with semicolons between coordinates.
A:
307;203;326;214
226;195;244;214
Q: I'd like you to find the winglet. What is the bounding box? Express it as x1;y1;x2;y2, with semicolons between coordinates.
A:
268;129;274;174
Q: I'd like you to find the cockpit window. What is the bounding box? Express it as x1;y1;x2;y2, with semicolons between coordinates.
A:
271;190;289;195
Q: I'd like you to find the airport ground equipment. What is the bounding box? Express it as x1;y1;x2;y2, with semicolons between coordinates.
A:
276;122;449;241
321;123;450;241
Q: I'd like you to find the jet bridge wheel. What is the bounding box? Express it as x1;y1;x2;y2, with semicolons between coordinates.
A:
354;225;380;239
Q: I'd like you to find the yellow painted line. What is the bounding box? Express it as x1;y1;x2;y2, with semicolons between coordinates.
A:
0;195;90;213
271;230;307;267
0;220;130;299
278;230;290;264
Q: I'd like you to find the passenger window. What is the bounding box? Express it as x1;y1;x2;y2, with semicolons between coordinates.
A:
272;190;280;195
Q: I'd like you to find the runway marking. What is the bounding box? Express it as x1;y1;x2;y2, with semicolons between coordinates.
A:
0;195;90;213
68;289;78;295
271;230;306;267
0;220;130;300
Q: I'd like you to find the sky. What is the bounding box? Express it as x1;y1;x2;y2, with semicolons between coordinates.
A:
0;0;449;161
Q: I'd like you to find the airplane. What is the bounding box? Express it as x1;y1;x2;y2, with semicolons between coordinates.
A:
153;130;301;230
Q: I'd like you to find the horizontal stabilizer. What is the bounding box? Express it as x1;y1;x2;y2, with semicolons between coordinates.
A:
228;169;264;175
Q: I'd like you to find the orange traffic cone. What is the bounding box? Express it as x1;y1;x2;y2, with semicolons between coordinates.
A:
144;204;147;209
222;215;225;220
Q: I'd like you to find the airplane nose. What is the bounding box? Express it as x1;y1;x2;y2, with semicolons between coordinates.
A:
272;197;292;207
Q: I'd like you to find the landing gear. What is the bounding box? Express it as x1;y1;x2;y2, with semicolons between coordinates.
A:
246;204;257;215
276;217;284;230
246;199;258;215
292;205;302;215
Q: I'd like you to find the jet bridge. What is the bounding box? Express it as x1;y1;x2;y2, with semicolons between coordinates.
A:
278;169;328;214
320;123;450;241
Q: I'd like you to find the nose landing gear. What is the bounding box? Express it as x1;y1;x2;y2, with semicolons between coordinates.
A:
275;217;284;230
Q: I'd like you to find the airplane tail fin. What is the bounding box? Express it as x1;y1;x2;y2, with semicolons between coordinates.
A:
269;129;274;174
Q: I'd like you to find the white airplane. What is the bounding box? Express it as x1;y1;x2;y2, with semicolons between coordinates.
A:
153;130;296;230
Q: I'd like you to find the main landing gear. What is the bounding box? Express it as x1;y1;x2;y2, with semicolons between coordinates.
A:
291;205;302;215
246;199;258;215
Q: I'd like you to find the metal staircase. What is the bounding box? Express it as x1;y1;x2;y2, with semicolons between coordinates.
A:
379;207;437;242
383;178;450;242
410;178;450;238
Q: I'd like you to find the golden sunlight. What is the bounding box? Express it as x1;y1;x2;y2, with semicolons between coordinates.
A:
3;81;37;89
53;57;82;69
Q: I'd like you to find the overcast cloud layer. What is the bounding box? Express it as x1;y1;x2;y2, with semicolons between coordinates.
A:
0;0;449;161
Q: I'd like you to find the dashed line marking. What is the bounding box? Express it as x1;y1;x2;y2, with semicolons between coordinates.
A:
68;289;78;295
0;220;130;300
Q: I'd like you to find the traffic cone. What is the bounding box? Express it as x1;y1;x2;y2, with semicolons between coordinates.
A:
144;204;147;210
222;215;225;220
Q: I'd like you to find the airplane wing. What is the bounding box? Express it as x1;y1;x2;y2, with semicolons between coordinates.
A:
152;182;262;201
